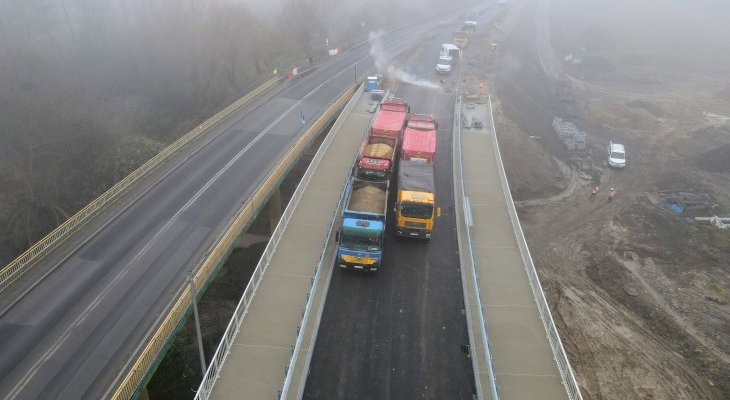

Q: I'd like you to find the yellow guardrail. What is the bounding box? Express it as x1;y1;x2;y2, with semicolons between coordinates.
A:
110;84;357;400
0;77;280;293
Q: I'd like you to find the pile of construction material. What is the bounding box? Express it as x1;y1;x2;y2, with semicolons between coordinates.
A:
552;117;587;151
695;216;729;229
659;190;716;213
350;185;387;214
646;189;719;217
462;102;484;129
363;139;395;159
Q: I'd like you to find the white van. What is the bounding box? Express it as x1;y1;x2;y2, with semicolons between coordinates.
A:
441;43;461;60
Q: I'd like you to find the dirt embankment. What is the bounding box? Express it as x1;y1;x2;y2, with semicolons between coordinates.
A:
461;2;568;201
466;0;730;398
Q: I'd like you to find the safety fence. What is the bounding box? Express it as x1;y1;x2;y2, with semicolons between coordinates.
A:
454;97;500;400
186;84;361;400
110;83;356;400
120;8;483;397
277;84;370;400
486;95;583;400
0;77;280;294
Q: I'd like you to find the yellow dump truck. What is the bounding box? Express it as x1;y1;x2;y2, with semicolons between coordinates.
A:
395;160;440;240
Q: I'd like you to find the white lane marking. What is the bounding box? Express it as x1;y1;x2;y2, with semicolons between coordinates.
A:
5;55;364;400
8;28;421;398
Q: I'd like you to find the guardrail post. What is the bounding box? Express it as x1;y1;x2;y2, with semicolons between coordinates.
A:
189;272;208;377
192;84;363;400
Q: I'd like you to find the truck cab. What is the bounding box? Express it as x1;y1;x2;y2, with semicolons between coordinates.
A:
396;190;437;239
336;178;389;271
366;74;385;100
395;160;440;240
337;219;385;271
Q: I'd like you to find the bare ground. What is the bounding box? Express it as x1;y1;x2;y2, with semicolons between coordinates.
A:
462;0;730;398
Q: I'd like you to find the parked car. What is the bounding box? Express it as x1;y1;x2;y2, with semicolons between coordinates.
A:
436;55;452;74
608;141;626;168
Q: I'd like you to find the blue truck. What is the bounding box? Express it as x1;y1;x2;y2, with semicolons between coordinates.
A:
335;177;389;271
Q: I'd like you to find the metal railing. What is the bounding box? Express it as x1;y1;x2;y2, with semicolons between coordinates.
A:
277;83;370;400
486;95;583;400
191;84;362;400
454;96;500;400
110;83;356;400
290;89;387;400
0;77;280;294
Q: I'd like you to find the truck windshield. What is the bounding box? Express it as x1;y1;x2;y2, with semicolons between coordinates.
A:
611;151;625;160
400;202;433;219
359;168;387;180
341;231;382;251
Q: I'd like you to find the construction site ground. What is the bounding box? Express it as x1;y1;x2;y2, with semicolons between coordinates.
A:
460;0;730;399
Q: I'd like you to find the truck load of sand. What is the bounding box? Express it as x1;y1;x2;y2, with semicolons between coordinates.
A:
363;140;394;159
349;185;386;213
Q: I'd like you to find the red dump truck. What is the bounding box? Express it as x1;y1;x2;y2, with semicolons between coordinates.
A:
357;98;409;180
401;114;437;164
357;135;398;181
371;98;409;137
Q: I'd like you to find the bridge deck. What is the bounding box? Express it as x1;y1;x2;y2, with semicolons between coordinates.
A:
210;89;373;400
460;101;567;399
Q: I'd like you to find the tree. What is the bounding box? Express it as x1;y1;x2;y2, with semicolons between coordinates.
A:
281;0;326;59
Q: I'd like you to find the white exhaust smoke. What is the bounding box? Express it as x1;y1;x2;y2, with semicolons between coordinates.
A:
368;31;440;89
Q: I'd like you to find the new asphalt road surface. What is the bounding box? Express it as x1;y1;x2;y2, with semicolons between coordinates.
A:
303;28;476;400
0;12;481;400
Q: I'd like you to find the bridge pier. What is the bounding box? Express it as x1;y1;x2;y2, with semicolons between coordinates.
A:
267;187;283;233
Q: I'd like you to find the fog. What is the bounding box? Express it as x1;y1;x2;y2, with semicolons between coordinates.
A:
549;0;730;78
0;0;468;264
5;0;727;265
1;0;729;398
369;30;441;89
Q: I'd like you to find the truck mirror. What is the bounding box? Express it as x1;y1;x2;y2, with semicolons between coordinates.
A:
434;121;439;130
437;207;442;217
335;231;340;242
